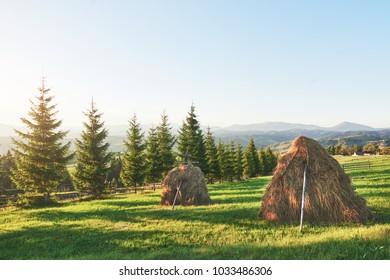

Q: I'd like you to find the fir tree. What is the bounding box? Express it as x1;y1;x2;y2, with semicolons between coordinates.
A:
225;141;236;182
156;112;176;176
243;137;260;178
177;105;208;172
11;79;72;202
0;151;16;189
121;114;146;191
74;101;111;197
106;154;123;190
217;140;227;182
258;145;267;175
145;127;162;188
265;146;278;174
234;141;244;180
205;127;220;183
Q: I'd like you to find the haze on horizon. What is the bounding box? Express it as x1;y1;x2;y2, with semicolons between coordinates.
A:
0;0;389;128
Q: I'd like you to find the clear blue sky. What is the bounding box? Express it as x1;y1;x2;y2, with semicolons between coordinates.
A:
1;0;389;128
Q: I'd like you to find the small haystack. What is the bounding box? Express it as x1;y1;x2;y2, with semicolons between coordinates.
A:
259;136;374;223
161;164;212;206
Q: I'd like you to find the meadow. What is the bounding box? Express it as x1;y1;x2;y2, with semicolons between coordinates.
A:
0;156;389;260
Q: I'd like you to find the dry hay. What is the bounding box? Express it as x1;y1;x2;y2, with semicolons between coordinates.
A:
259;136;374;223
160;164;212;206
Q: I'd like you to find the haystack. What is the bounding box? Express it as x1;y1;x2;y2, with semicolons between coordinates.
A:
160;164;212;206
259;136;373;223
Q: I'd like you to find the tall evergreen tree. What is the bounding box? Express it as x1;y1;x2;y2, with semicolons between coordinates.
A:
106;154;122;189
74;101;111;197
243;137;260;178
11;79;72;202
204;127;220;184
258;145;267;175
217;140;227;182
265;146;278;174
0;151;16;189
145;127;162;188
225;141;236;182
177;105;208;172
234;142;244;180
121;114;146;191
156;112;176;176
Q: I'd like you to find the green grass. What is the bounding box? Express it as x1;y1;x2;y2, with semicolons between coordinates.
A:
0;156;389;260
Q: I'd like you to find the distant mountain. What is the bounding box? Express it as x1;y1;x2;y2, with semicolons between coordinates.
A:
223;122;323;132
329;122;375;132
218;121;377;133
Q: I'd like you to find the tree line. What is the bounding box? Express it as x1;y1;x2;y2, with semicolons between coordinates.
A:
0;80;278;204
326;143;390;156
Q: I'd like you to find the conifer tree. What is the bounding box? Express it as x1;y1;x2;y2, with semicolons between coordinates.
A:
106;154;122;189
121;114;146;191
234;142;244;180
177;105;208;172
11;79;72;202
156;112;176;176
243;137;260;178
0;151;16;189
205;127;220;183
265;146;278;174
225;141;236;182
145;127;162;188
258;145;267;175
74;101;111;197
217;140;227;182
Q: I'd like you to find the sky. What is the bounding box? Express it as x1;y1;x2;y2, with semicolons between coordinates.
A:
0;0;389;128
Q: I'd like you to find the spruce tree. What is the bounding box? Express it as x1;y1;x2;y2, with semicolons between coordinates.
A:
258;145;267;175
243;137;260;178
205;127;220;184
225;141;236;182
265;146;278;174
145;127;162;188
177;105;208;172
74;101;111;197
156;112;176;176
217;140;227;182
106;154;122;189
0;151;16;189
121;114;146;191
234;142;244;180
11;79;72;202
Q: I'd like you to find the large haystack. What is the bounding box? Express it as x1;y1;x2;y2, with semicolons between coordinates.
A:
259;136;374;223
161;164;212;206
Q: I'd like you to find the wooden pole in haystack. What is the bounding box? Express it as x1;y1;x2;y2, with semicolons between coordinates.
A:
299;163;308;233
172;180;182;210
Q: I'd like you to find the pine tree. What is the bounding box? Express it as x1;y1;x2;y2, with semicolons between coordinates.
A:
145;127;162;188
265;146;278;174
204;127;220;184
217;140;227;182
156;112;176;177
177;105;208;172
121;114;146;192
225;141;236;182
11;79;72;202
0;151;16;189
243;137;260;178
234;142;244;180
258;145;267;175
74;101;111;197
106;154;123;190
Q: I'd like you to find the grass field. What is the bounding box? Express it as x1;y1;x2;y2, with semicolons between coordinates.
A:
0;156;389;260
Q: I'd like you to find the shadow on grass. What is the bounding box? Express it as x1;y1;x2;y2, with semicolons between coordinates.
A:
0;224;388;260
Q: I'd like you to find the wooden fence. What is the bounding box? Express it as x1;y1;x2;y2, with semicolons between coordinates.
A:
0;182;164;207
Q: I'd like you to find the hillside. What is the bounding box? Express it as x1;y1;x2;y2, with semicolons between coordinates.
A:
1;121;390;155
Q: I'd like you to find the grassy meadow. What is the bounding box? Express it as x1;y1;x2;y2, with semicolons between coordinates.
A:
0;156;389;260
